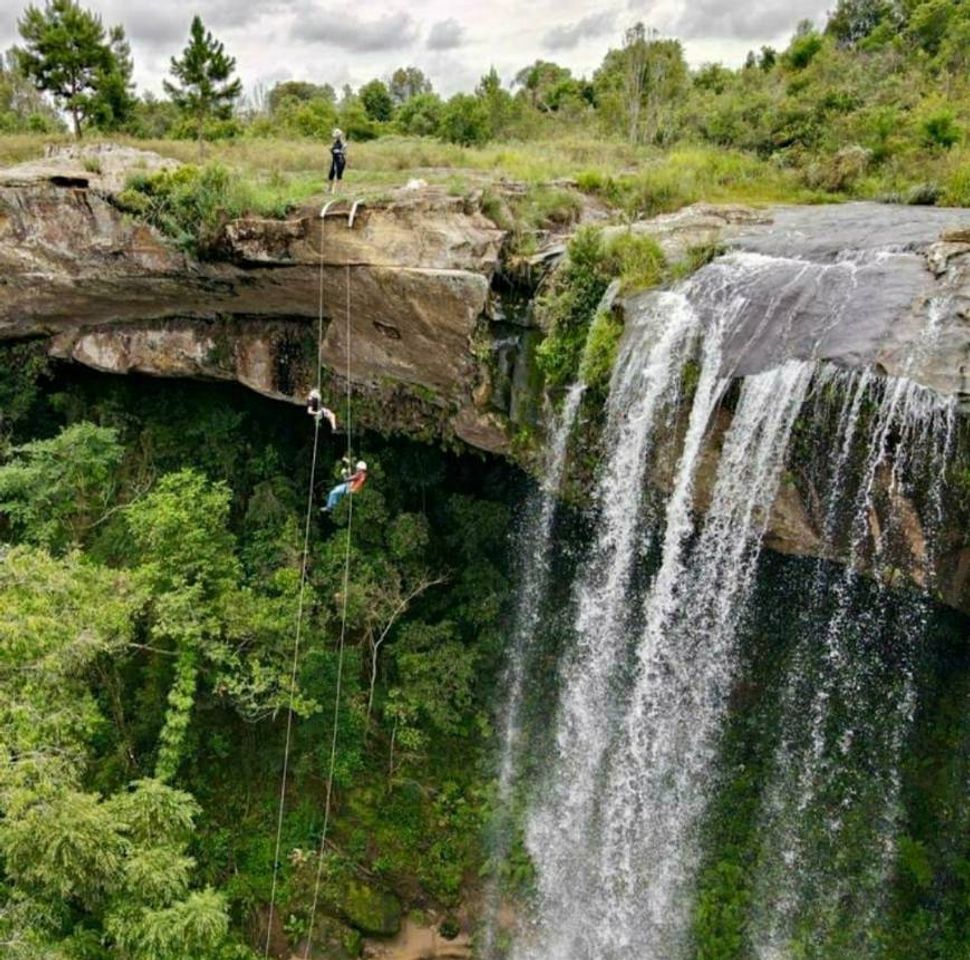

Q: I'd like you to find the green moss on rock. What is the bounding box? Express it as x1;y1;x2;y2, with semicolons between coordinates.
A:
341;881;401;937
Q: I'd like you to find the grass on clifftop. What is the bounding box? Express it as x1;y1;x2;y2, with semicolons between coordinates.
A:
1;131;827;211
7;130;970;259
0;131;834;257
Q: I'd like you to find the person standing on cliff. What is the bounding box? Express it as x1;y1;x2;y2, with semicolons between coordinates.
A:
328;128;347;193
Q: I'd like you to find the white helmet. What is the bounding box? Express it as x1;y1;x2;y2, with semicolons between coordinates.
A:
332;128;344;140
356;460;367;471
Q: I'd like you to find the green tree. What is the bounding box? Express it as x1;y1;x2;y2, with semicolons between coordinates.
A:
88;24;136;131
759;45;777;70
14;0;127;138
783;24;826;69
594;24;688;143
513;59;573;112
126;90;180;138
163;15;242;157
388;66;431;105
908;0;954;55
126;469;239;780
395;91;442;135
359;78;394;122
267;79;335;114
477;67;515;137
0;421;123;552
439;92;490;145
826;0;899;46
0;49;63;133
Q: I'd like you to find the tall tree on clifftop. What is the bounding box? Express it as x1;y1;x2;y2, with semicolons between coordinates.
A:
14;0;130;138
164;16;242;157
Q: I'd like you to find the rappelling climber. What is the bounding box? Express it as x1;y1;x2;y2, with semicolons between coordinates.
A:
328;128;347;194
307;389;338;431
322;456;368;513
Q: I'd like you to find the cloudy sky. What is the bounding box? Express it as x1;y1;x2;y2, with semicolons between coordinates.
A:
0;0;832;101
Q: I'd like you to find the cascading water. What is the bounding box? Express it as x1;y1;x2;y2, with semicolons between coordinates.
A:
500;246;961;960
482;382;585;960
751;370;956;960
517;290;704;960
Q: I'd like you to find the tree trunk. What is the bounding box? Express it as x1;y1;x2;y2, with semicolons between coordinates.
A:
197;112;204;161
72;106;82;140
367;638;379;724
388;718;397;778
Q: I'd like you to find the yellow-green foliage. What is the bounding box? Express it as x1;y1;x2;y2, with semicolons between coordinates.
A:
602;232;667;292
577;147;829;216
535;228;612;390
579;309;624;397
536;229;672;392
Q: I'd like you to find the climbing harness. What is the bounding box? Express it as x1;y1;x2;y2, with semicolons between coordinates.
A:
264;199;361;959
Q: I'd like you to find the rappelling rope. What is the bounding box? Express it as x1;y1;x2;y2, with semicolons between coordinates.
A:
299;263;353;959
263;216;356;958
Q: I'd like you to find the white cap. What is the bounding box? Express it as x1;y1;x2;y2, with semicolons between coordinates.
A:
356;460;367;471
332;128;343;139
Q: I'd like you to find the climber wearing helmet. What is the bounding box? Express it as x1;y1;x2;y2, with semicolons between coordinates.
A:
322;456;368;513
306;389;337;431
328;128;346;193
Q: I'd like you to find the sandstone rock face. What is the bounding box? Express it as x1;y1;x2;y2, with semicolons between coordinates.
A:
615;202;970;402
616;203;970;612
4;147;970;607
0;145;509;453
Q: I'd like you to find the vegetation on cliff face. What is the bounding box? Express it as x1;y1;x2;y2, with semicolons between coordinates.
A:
0;359;518;958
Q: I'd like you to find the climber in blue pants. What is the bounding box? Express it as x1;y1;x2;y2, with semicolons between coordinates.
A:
323;458;368;512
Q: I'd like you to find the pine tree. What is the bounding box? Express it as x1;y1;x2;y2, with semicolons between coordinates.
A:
14;0;126;138
88;25;135;131
163;16;242;157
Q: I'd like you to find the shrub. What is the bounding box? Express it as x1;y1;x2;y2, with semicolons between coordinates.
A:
579;308;624;397
115;163;317;256
921;109;961;149
602;232;666;292
784;32;825;70
906;182;942;205
535;228;611;390
805;144;872;191
395;93;443;137
439;94;490;146
943;164;970;206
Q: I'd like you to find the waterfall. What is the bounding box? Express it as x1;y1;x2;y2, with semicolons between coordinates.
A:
751;370;956;960
501;250;959;960
517;291;704;960
482;382;584;959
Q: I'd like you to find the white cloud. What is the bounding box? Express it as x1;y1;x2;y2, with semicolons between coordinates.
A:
675;0;828;40
296;8;419;52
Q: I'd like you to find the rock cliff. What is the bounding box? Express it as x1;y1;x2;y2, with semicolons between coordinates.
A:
0;143;511;452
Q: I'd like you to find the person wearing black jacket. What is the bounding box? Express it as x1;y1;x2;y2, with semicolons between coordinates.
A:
328;128;346;193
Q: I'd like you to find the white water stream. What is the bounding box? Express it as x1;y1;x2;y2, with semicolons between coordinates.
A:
498;253;957;960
